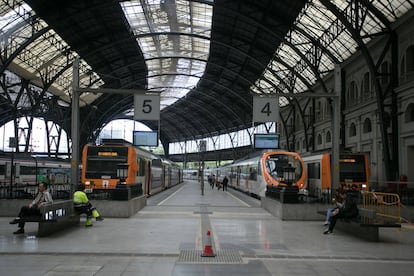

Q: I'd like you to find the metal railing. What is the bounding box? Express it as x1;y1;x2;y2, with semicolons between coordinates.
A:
362;191;401;222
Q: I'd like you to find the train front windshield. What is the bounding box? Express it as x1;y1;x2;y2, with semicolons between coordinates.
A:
85;147;128;178
339;154;367;182
266;154;303;181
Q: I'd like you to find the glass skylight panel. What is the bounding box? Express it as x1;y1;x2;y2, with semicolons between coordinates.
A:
277;45;300;68
256;0;412;105
0;1;29;33
1;1;105;106
122;0;212;108
372;0;411;21
319;55;334;75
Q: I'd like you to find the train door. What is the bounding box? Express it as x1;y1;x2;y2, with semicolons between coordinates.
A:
161;164;166;189
145;160;152;195
236;166;241;188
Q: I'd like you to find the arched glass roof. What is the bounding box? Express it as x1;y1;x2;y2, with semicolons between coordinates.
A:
1;0;413;151
0;1;104;106
251;0;413;106
121;0;212;108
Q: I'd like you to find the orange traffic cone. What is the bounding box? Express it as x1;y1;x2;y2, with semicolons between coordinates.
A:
201;230;216;257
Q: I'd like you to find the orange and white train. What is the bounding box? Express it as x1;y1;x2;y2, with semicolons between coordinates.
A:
81;139;182;196
215;151;306;198
302;152;370;198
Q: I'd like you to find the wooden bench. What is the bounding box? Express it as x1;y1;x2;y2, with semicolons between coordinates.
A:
318;208;401;241
15;200;80;237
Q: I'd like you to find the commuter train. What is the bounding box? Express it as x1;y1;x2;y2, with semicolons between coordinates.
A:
213;151;306;198
0;153;72;199
0;153;71;187
302;152;370;198
81;139;182;196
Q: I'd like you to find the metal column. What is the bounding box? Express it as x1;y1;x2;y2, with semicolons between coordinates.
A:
331;64;341;193
71;58;80;194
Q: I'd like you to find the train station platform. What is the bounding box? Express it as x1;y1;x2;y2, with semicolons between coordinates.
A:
1;179;414;276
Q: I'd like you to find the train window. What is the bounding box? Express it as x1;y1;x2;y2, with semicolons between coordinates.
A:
257;161;262;176
307;162;320;179
152;159;162;167
138;158;146;177
86;160;119;178
339;155;367;182
20;165;37;175
249;167;257;180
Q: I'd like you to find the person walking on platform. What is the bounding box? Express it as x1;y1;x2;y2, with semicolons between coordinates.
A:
324;190;358;234
10;182;53;234
73;183;104;227
208;174;214;189
222;176;228;191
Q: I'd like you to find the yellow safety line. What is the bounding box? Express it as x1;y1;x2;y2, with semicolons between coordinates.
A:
402;224;414;230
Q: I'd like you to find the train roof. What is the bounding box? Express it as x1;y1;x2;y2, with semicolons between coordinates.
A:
100;138;132;146
0;152;70;163
86;140;181;165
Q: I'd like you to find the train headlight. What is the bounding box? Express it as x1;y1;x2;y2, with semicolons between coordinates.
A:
85;181;90;185
362;184;367;189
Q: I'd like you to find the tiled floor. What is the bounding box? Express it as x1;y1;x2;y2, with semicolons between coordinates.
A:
1;180;414;275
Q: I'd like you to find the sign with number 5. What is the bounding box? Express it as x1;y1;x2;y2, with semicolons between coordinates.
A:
253;96;279;123
134;94;160;120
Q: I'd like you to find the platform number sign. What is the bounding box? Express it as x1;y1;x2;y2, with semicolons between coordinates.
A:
134;94;160;121
253;96;279;123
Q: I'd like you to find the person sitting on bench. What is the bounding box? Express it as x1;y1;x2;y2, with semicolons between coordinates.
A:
73;183;104;227
10;182;53;234
324;189;344;226
324;190;359;235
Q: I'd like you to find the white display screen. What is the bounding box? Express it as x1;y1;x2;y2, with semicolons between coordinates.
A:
133;131;158;147
254;133;280;149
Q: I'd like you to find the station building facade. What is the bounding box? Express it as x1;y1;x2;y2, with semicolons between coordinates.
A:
279;10;414;189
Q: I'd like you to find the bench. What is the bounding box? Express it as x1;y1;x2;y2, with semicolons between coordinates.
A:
14;200;80;237
318;208;401;241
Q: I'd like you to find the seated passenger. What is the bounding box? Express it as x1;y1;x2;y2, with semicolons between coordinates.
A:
324;190;344;226
324;190;359;234
10;182;53;234
73;183;104;227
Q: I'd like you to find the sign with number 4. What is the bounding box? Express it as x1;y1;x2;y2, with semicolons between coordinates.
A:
253;96;279;123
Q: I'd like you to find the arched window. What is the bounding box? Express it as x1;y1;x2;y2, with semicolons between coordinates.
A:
406;45;414;73
405;103;414;122
348;80;357;105
362;72;370;99
363;118;372;133
317;134;322;145
326;131;331;143
381;61;389;85
401;55;406;77
349;123;357;137
296;141;300;150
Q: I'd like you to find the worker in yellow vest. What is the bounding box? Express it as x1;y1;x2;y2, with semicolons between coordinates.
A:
73;183;104;227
